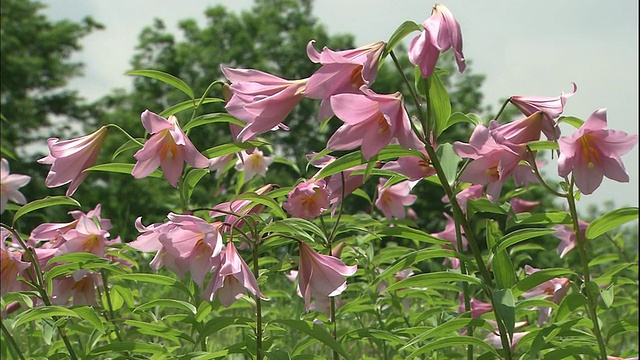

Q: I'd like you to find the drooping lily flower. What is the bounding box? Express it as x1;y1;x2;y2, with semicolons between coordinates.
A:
441;184;485;214
509;197;540;213
409;3;465;78
38;126;108;196
553;219;589;258
431;212;467;269
304;40;385;120
522;265;570;325
284;178;330;219
558;108;638;195
234;149;273;183
209;184;273;233
297;241;357;312
328;87;422;160
0;158;30;213
489;111;545;145
202;241;266;307
458;294;493;318
221;66;307;142
375;179;418;220
1;229;30;296
132;110;209;187
51;270;100;306
307;153;365;215
30;204;111;248
56;216;110;257
381;149;436;181
510;83;577;140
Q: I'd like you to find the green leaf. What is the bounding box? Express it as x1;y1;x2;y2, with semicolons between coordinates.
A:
12;306;81;329
383;272;481;292
512;268;574;297
199;317;253;339
134;299;197;314
261;218;327;244
13;196;80;224
362;225;449;248
315;145;422;180
444;112;478;131
202;141;267;158
72;306;105;334
487;220;516;288
436;143;461;186
554;293;588;322
506;211;572;230
115;273;192;297
600;284;614;308
1;145;16;160
182;168;209;203
159;98;224;118
557;116;584;129
233;192;286;219
273;319;348;359
606;320;638;340
586;206;638;239
126;69;195;99
400;318;487;351
526;140;560;151
428;72;452;137
84;163;163;178
493;228;557;254
383;20;422;58
406;335;499;358
273;157;301;175
493;288;516;340
111;138;144;160
371;248;463;288
183;113;245;132
87;342;168;357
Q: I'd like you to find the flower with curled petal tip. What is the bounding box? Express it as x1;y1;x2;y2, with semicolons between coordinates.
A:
38;126;108;196
297;241;357;312
558;108;637;195
375;179;418;220
0;158;30;213
409;3;465;78
284;178;330;220
132;110;209;187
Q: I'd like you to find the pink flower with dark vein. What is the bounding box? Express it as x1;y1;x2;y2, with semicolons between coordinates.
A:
132;110;209;187
558;108;638;195
304;40;385;120
202;241;266;307
38;126;108;196
297;241;357;312
221;66;307;141
1;158;30;213
553;219;588;258
375;179;418;220
409;3;465;78
328;87;422;160
510;83;577;140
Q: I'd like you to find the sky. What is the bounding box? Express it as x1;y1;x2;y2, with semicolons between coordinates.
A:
41;0;639;213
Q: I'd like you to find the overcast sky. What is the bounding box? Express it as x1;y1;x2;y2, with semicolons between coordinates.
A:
42;0;639;213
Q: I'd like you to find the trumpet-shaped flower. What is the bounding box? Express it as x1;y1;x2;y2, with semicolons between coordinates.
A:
489;111;545;145
132;110;209;187
510;83;577;140
553;219;589;258
328;87;422;160
409;3;465;78
441;184;485;214
51;270;100;306
234;149;273;183
297;241;357;311
522;265;570;325
284;179;330;219
38;126;108;196
509;197;540;213
431;213;467;269
1;229;30;296
30;204;111;248
381;149;436;181
558;108;638;195
202;241;266;307
210;184;272;233
375;179;417;220
57;216;110;257
1;158;31;213
307;153;365;214
221;66;307;141
458;294;493;318
304;40;385;120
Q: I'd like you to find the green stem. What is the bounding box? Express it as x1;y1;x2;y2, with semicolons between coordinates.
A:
388;59;513;359
100;270;124;343
251;238;264;360
105;123;144;146
526;148;567;198
454;215;474;360
565;177;608;359
1;317;25;360
494;98;511;122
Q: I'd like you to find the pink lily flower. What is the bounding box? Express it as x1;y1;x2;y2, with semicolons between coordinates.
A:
209;184;272;233
509;197;540;213
441;184;485;215
157;213;223;286
458;294;493;318
307;153;365;214
510;82;577;140
132;110;209;187
56;216;110;257
0;158;31;213
1;229;30;295
489;111;545;145
284;178;330;219
51;270;100;306
30;204;111;248
431;212;467;269
221;66;307;142
381;149;436;181
409;3;465;78
304;40;385;120
297;241;357;312
553;219;589;258
328;87;422;160
375;179;418;220
234;149;273;183
558;108;638;195
38;126;108;196
523;265;570;325
486;331;528;352
202;241;266;307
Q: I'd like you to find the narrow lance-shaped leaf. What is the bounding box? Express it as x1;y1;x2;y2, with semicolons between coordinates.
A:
382;20;422;58
13;196;80;224
126;69;195;99
586;206;638;240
